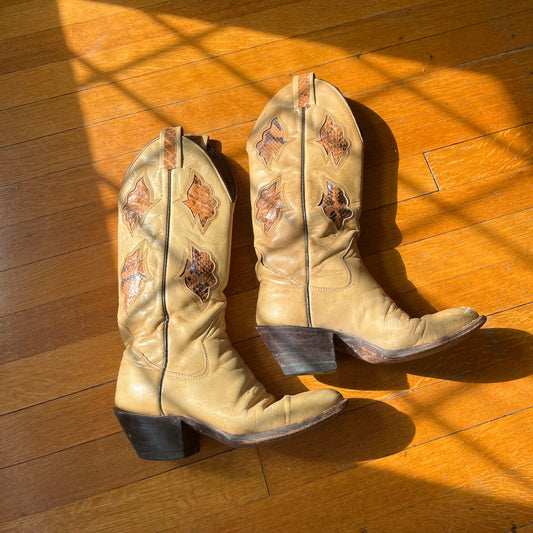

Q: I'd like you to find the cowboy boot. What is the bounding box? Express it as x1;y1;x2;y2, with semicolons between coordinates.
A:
114;127;346;460
247;73;486;375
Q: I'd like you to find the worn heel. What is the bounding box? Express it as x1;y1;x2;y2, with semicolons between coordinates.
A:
257;325;336;375
113;408;200;461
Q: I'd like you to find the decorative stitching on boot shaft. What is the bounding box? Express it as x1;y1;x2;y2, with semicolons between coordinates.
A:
318;115;350;165
255;180;286;235
122;176;154;235
183;174;218;230
120;247;149;311
256;117;287;166
318;181;353;230
180;246;217;302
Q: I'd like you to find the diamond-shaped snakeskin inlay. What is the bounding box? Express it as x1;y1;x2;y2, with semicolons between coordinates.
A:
183;174;218;230
256;117;287;166
256;181;285;235
122;176;153;234
121;248;148;311
318;115;350;165
318;181;353;230
180;246;217;302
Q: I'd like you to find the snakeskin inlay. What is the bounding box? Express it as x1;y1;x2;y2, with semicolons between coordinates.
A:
318;181;353;230
180;246;217;302
122;176;153;234
298;74;311;109
256;181;285;235
183;174;218;229
318;115;350;165
163;128;178;170
120;248;148;311
256;117;287;166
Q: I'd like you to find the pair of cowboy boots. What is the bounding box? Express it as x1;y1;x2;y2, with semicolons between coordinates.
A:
114;73;485;460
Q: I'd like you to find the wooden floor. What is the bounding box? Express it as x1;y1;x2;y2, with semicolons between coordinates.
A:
1;0;532;531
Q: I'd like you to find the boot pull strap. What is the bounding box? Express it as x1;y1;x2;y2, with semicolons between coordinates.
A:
160;126;183;170
292;72;316;109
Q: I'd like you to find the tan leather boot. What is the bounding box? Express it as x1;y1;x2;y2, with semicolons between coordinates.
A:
114;127;346;460
247;73;486;375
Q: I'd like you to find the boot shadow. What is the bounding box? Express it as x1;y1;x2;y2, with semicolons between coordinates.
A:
258;397;416;465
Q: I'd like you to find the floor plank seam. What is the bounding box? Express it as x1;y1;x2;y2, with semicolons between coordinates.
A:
0;379;118;418
363;205;532;256
256;447;271;497
0;0;176;43
423;151;440;191
423;122;533;156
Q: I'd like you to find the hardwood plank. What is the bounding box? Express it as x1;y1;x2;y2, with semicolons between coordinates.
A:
0;153;130;229
365;208;532;293
0;241;115;317
0;0;302;73
351;462;533;533
1;447;268;533
0;0;162;40
426;123;533;188
0;3;530;531
0;201;115;271
0;284;117;364
172;408;533;532
359;165;533;256
3;300;529;474
0;331;123;415
0;144;434;229
0;383;116;468
3;294;530;426
3;7;531;146
395;254;531;318
0;0;419;76
1;303;530;522
2;124;528;275
0;432;226;523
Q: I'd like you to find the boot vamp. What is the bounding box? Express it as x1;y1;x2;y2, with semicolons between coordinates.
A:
161;331;342;435
312;256;479;350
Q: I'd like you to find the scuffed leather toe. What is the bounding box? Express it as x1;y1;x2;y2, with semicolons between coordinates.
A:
421;306;480;345
284;388;345;425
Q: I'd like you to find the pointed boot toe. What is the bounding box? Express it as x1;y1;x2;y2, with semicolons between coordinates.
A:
286;389;346;423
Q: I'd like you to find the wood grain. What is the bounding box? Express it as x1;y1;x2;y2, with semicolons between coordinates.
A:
1;1;531;531
3;7;532;146
352;462;533;533
1;447;268;533
171;409;533;532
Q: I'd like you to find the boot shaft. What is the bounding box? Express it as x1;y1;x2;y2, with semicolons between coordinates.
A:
247;73;364;325
117;128;235;380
